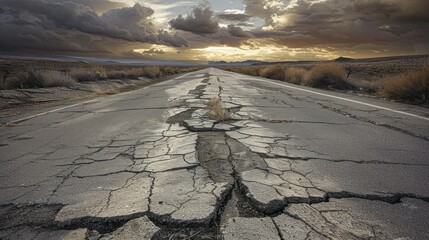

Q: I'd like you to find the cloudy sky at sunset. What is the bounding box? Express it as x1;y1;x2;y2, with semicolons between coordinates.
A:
1;0;428;62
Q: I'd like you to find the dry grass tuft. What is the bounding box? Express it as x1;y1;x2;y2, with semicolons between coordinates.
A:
69;67;107;82
127;68;144;79
304;64;354;90
106;70;127;79
142;66;160;78
381;65;429;103
239;66;261;76
259;65;285;80
349;77;383;94
161;66;177;75
284;67;308;84
16;70;76;88
207;97;229;121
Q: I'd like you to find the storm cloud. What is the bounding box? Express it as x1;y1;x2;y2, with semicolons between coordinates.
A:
169;6;219;34
0;0;188;54
0;0;427;61
227;25;253;38
239;0;429;56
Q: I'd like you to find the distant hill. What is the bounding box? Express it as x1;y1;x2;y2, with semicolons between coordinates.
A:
334;57;354;62
208;60;267;66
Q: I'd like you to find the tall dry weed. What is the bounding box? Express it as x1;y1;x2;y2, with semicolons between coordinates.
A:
69;67;107;82
207;97;229;121
284;67;308;84
17;70;76;88
304;64;354;89
381;65;429;103
162;66;177;75
107;70;127;79
142;66;160;78
259;65;285;80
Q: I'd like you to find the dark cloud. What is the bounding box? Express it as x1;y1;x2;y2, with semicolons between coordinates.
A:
1;0;428;60
101;3;159;43
217;13;251;22
227;25;253;38
352;0;429;23
241;0;429;56
158;30;189;47
242;0;282;26
142;48;166;55
64;0;125;13
169;6;219;34
0;0;188;55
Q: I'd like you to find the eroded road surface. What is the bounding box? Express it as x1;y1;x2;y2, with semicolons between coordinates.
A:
1;68;428;239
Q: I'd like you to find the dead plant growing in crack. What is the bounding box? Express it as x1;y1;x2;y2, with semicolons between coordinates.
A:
207;96;229;121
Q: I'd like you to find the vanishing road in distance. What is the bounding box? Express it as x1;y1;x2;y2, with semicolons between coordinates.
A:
1;68;428;239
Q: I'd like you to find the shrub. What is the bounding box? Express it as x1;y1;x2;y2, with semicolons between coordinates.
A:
349;78;384;94
259;65;285;80
238;67;261;76
162;66;177;75
126;68;144;79
106;70;127;79
381;65;429;103
17;70;76;88
142;66;160;78
284;67;308;84
207;97;229;121
304;64;355;90
69;67;107;82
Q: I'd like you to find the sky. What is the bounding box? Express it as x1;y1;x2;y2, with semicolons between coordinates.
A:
0;0;428;62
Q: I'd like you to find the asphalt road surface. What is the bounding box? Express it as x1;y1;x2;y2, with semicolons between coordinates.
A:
1;68;428;239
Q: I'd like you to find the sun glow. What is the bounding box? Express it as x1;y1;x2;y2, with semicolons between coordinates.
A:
132;41;340;62
196;44;287;61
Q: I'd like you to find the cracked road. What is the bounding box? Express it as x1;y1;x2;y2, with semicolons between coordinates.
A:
1;68;428;239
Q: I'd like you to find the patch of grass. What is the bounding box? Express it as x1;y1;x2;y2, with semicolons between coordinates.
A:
126;68;144;79
15;70;76;88
284;67;308;85
238;66;261;76
142;66;160;78
69;67;107;82
259;65;285;80
381;65;429;103
349;77;384;94
106;70;127;79
304;64;355;90
161;66;177;75
207;97;229;121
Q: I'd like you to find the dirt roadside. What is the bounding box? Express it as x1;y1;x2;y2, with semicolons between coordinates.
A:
0;73;187;121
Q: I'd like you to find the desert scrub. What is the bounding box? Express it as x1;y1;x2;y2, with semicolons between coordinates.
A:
232;66;260;76
304;64;355;90
69;67;107;82
349;77;384;94
207;97;229;121
16;70;76;88
381;65;429;103
161;66;178;75
142;66;160;78
106;70;127;79
259;65;286;80
126;68;144;79
284;67;308;84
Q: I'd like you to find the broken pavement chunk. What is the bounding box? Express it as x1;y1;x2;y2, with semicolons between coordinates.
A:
221;217;281;240
100;216;159;240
